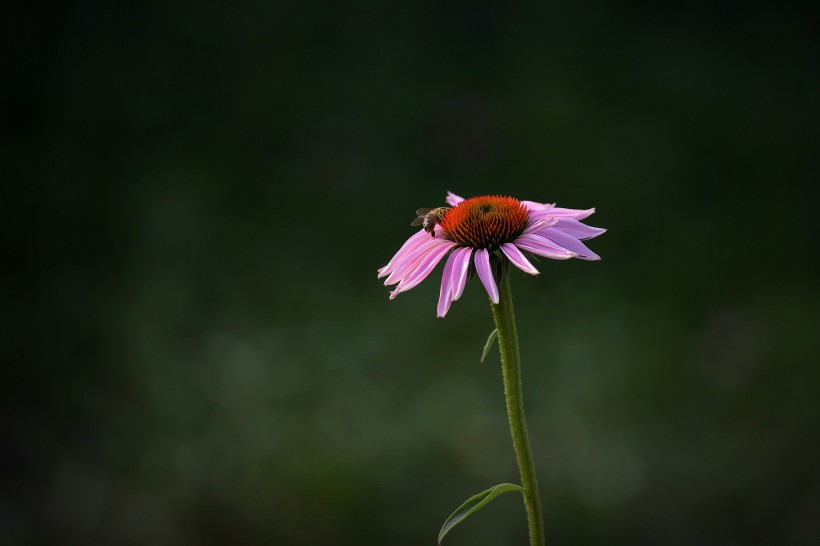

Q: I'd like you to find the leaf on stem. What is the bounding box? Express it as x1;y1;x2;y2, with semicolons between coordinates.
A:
438;483;524;544
480;328;498;363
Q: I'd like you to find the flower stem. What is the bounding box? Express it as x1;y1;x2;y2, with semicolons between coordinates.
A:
490;270;545;546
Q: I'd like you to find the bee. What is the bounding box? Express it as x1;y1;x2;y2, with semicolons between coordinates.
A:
411;207;450;236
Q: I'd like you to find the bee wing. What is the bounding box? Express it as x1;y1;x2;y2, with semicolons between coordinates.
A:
415;208;432;216
410;217;424;226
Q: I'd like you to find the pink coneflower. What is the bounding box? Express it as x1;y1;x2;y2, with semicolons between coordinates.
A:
378;191;606;317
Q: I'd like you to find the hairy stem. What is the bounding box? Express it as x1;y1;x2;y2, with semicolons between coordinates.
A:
490;270;545;546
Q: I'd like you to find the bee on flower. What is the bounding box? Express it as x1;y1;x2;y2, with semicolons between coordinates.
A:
411;207;451;236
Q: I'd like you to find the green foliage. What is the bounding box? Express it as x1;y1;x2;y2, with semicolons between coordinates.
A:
438;484;525;544
480;328;498;363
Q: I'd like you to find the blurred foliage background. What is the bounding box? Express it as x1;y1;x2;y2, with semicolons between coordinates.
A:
2;0;819;544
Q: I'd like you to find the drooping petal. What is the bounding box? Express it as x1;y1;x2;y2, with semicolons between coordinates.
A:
538;227;601;261
394;239;455;288
451;247;473;301
384;235;452;285
378;228;431;278
437;251;459;317
474;248;499;304
501;243;539;275
552;218;607;240
446;191;465;206
390;241;456;299
514;234;575;260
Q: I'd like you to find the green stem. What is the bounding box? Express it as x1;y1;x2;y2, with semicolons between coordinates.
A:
490;269;545;546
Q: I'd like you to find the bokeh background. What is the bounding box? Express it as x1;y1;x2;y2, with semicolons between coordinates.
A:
3;1;819;544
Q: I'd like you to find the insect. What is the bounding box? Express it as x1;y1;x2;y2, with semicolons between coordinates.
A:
411;207;450;236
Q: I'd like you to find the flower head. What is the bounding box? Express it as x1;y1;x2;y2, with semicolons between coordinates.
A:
378;191;606;317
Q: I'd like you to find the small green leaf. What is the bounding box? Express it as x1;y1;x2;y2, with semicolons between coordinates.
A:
438;483;524;544
480;329;498;363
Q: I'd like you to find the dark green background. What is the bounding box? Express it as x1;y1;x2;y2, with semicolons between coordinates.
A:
3;1;819;544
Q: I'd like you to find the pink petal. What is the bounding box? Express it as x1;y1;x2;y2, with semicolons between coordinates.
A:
514;234;575;260
522;200;596;220
521;200;553;212
553;218;607;240
451;247;473;301
390;241;456;299
446;191;465;206
474;248;499;304
501;243;540;275
384;235;451;285
522;215;558;235
549;207;596;220
538;227;601;261
437;251;459;317
392;238;454;286
378;228;430;278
